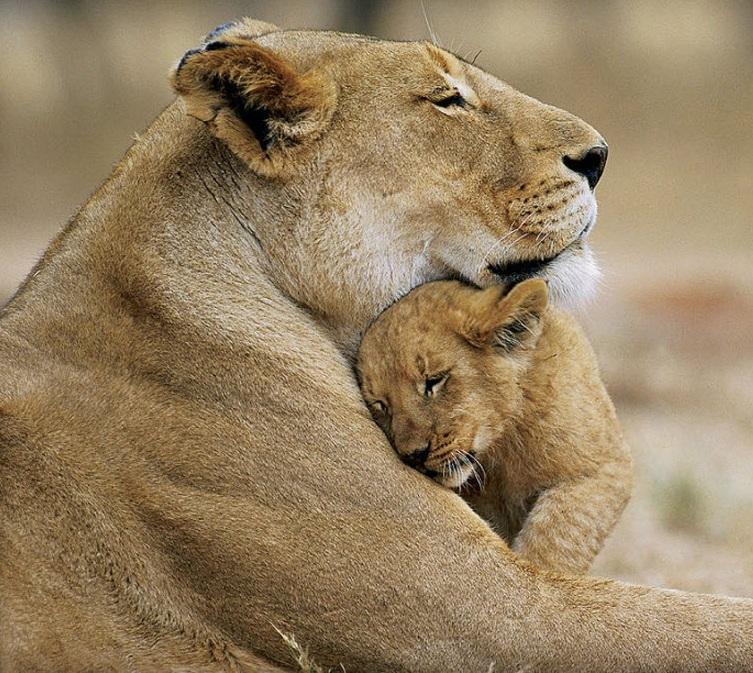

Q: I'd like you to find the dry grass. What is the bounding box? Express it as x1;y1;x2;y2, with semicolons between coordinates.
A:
274;627;343;673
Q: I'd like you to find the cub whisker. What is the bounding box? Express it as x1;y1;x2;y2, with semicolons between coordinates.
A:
464;450;487;490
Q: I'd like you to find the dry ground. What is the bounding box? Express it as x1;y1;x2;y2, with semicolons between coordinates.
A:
587;255;753;595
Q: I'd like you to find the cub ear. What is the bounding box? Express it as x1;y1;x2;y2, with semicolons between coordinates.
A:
462;279;549;351
170;31;336;177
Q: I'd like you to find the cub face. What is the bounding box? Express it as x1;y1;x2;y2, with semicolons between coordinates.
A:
356;279;548;488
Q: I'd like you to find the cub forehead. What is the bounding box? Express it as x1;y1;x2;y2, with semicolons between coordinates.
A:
359;280;471;343
364;281;469;343
360;311;462;380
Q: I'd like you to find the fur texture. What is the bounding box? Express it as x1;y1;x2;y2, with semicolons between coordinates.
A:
357;279;633;574
1;17;752;673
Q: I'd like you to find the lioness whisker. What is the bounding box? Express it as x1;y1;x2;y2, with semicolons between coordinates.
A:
420;0;441;47
477;217;533;275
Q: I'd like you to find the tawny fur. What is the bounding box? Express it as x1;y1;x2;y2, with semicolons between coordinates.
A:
1;16;752;673
357;279;633;575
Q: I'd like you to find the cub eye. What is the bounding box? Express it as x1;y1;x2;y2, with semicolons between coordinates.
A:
369;400;389;415
424;373;449;398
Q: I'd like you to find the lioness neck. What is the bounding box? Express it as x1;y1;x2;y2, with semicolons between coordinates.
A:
0;106;364;406
2;105;363;373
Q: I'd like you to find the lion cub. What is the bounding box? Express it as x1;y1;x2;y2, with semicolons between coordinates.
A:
356;279;632;574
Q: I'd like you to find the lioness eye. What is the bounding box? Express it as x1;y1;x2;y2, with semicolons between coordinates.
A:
428;90;467;109
424;373;449;397
435;92;465;107
370;400;389;415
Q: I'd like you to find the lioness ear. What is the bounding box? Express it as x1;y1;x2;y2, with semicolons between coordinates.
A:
205;18;280;42
462;279;548;351
171;30;336;177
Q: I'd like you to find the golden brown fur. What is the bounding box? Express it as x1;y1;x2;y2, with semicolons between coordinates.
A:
357;279;633;574
1;17;752;673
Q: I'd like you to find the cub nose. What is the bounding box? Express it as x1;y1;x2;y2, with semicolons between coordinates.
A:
562;144;608;190
401;445;430;470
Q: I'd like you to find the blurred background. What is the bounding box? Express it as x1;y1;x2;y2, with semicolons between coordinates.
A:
1;0;752;595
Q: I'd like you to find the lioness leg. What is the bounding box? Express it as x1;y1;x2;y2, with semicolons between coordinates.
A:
140;469;753;673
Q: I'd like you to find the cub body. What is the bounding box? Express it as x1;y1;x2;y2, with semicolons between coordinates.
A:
357;279;633;573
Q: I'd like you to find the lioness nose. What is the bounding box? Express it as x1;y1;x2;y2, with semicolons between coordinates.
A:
402;445;430;470
562;144;608;189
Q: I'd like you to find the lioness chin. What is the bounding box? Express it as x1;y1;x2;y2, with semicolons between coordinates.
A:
357;279;632;575
1;16;752;673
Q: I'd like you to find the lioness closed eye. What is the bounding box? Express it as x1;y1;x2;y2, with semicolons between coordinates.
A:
357;279;633;574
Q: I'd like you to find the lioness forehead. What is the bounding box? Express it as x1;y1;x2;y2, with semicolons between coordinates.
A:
243;28;480;86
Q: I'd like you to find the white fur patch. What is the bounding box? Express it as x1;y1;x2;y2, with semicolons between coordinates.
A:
441;462;475;490
542;243;602;308
472;425;493;455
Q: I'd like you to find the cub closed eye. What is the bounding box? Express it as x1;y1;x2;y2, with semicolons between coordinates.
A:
424;373;449;397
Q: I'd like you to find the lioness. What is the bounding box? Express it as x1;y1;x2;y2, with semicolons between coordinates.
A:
357;279;632;574
1;17;752;673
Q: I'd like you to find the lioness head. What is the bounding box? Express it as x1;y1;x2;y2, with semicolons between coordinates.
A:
356;279;547;488
171;19;604;349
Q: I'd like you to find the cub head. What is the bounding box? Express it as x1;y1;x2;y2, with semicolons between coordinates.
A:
170;19;604;347
356;279;548;488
